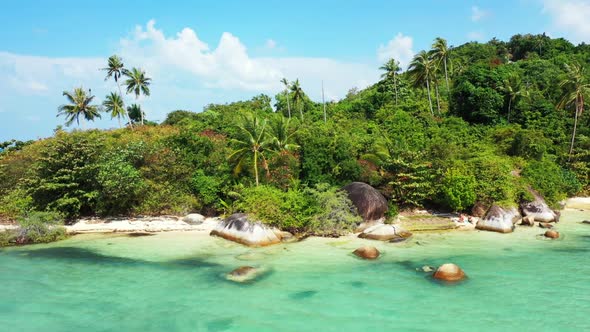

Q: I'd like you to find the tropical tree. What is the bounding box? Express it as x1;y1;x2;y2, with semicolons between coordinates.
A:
101;55;131;127
379;58;401;105
228;112;271;186
281;78;292;119
57;87;101;128
501;74;528;123
431;37;451;93
126;104;145;125
124;67;151;125
268;115;299;152
558;62;590;160
102;92;126;128
408;51;435;116
290;79;304;121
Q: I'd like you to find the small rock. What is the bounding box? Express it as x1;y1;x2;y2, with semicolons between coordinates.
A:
520;216;535;226
182;213;205;225
418;265;435;273
544;230;560;239
582;220;590;225
433;263;466;282
353;246;380;260
226;266;259;283
539;223;554;229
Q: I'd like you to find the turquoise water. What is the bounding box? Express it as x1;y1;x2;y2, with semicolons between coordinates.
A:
1;207;590;332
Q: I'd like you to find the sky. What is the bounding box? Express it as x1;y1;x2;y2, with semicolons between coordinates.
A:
1;0;589;141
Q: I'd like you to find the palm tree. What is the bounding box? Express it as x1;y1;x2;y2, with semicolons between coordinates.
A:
126;104;145;125
379;58;401;105
268;115;299;152
101;55;132;127
57;87;101;128
290;79;304;121
228;113;271;186
558;62;590;161
124;67;151;125
408;51;435;116
431;37;451;94
102;92;126;128
501;74;528;123
281;78;292;119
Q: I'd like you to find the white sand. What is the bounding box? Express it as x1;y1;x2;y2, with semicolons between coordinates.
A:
66;216;220;234
565;197;590;210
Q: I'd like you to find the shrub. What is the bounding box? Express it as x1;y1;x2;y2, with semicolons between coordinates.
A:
307;186;362;236
5;212;68;246
96;154;145;215
438;169;477;211
522;159;581;206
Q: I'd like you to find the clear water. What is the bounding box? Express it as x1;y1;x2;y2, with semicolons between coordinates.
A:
1;207;589;332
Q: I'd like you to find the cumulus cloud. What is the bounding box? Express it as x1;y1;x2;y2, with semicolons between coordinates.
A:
376;33;415;69
471;6;490;22
543;0;590;43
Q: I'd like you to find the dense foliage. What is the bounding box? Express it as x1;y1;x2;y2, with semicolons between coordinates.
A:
1;33;589;235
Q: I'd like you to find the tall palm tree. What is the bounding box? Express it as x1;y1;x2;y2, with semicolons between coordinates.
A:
379;58;401;105
408;51;435;116
431;37;451;94
102;92;126;128
501;74;528;123
101;55;132;127
290;79;304;121
124;67;151;125
126;104;145;125
280;78;292;119
228;113;271;186
57;87;101;129
558;62;590;161
268;115;299;152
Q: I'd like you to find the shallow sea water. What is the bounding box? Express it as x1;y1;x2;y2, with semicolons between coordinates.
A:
1;206;589;332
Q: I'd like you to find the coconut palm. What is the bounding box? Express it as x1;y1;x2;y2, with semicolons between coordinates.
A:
290;79;304;121
431;37;451;94
501;74;529;123
124;67;151;125
102;92;126;128
281;78;292;119
558;62;590;161
102;55;132;127
57;87;101;128
228;113;271;186
126;104;145;125
268;115;299;152
408;51;435;116
379;58;401;105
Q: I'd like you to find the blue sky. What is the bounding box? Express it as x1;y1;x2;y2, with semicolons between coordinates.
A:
1;0;589;141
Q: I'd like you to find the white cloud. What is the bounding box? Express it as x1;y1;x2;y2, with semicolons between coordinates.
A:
376;33;415;69
543;0;590;43
467;31;485;41
265;39;277;49
471;6;490;22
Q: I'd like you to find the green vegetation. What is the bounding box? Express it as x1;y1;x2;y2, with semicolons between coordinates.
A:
0;212;67;246
1;33;590;240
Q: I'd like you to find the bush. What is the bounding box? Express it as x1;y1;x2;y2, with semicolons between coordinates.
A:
0;212;68;246
307;186;362;236
522;159;581;206
96;154;145;215
438;169;477;211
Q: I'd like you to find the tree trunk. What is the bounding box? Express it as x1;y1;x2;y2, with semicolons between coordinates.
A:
254;149;259;186
118;116;122;128
322;80;326;123
286;90;291;119
137;96;144;126
299;99;303;121
393;73;398;105
569;98;580;161
444;58;450;95
425;79;434;116
117;81;132;129
434;82;441;115
507;98;512;124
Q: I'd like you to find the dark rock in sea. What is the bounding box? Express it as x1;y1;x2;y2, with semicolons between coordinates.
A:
544;230;560;239
210;213;280;247
353;246;380;260
539;222;554;229
127;232;155;237
342;182;388;221
582;220;590;225
433;263;466;282
226;266;259;282
476;205;520;233
520;187;559;223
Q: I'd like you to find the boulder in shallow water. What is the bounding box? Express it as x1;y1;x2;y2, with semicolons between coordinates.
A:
433;263;466;282
342;182;388;221
210;213;280;247
544;230;560;239
358;223;409;241
539;222;554;229
182;213;205;225
476;205;520;233
520;216;535;226
226;266;260;283
353;246;380;260
520;188;559;223
582;220;590;225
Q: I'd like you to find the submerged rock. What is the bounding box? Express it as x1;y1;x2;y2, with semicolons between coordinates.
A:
582;220;590;225
544;230;560;239
358;223;409;241
476;205;520;233
342;182;388;221
210;213;280;247
353;246;380;260
418;265;435;273
433;263;466;282
226;266;260;283
539;222;554;229
182;213;205;225
520;189;559;222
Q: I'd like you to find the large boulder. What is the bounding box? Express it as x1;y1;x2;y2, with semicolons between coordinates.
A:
342;182;388;221
471;201;489;218
520;188;559;223
353;246;380;260
433;263;466;282
182;213;205;225
210;213;280;247
476;205;520;233
358;223;409;241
